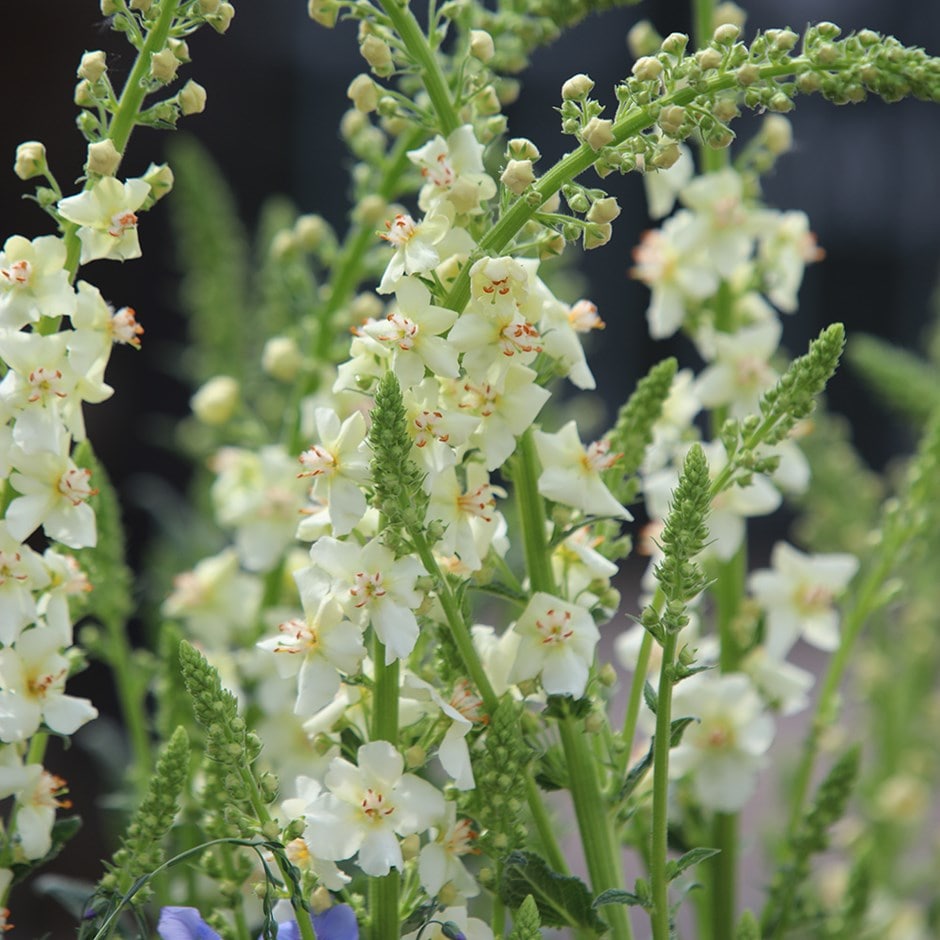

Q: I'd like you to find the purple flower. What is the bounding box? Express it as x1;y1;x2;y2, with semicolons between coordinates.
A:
157;907;222;940
267;904;360;940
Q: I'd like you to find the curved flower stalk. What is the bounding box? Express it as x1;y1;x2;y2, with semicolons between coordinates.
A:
0;0;234;924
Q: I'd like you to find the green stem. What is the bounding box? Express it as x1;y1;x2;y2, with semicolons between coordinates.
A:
559;714;633;940
376;0;460;135
442;61;815;315
108;1;182;155
370;869;401;940
617;630;653;784
525;774;569;876
709;812;737;940
649;631;678;940
513;428;556;595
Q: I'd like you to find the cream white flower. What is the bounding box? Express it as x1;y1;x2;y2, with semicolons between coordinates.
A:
308;536;424;664
0;235;76;329
211;444;309;572
408;124;496;215
303;740;445;876
0;626;98;742
748;541;858;657
57;177;151;263
360;277;459;389
6;444;98;549
758;210;824;313
508;592;600;698
418;802;480;899
403;377;479;471
631;211;719;339
0;751;70;860
257;591;365;718
695;319;782;419
534;421;632;521
297;408;371;536
162;549;263;645
426;463;506;572
670;672;775;812
0;522;50;645
442;364;550;470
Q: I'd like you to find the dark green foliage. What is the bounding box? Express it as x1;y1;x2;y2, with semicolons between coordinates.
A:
499;851;607;931
507;895;542;940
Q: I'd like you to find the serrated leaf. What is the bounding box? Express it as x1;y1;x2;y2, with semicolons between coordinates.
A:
669;716;696;746
643;680;658;715
499;851;607;931
593;888;646;909
667;847;720;881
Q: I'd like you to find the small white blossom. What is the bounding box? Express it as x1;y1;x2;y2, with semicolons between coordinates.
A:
57;177;151;263
534;421;632;521
0;235;76;329
0;522;50;644
418;802;480;900
748;541;859;657
508;592;600;698
0;626;98;742
303;740;445;876
308;536;424;664
408;125;496;215
0;751;71;860
297;408;371;536
758;210;824;313
670;672;775;812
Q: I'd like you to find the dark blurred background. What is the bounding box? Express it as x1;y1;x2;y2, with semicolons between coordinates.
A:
2;0;938;933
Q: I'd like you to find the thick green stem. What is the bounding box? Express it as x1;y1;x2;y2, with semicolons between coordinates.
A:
649;631;678;940
559;715;633;940
615;630;652;785
709;812;738;940
376;0;459;135
513;429;556;596
525;774;569;876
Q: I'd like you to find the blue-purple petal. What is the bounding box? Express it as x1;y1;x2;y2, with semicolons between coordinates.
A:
157;907;223;940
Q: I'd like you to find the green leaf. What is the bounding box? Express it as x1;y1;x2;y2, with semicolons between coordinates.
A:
593;888;647;909
643;680;658;715
666;847;720;881
618;717;695;801
499;851;607;931
543;694;592;720
507;895;542;940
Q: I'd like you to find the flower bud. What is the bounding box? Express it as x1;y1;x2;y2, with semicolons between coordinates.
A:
661;32;688;56
540;191;560;213
712;97;739;122
736;63;759;86
130;0;152;11
583;222;612;250
474;85;501;116
78;51;107;83
658;104;686;135
355;194;387;225
696;48;723;70
539;231;566;258
74;80;96;108
627;20;662;58
762;114;792;155
311;886;332;914
360;34;393;75
198;0;221;13
294;214;330;250
632;56;663;81
179;80;207;115
469;29;495;62
773;29;799;52
404;745;426;769
347;73;378;113
712;23;740;44
587;196;620;223
150;48;180;83
815;21;841;39
581;117;614;151
14;141;47;180
262;336;303;382
167;38;191;63
308;0;337;26
100;0;119;13
561;73;594;100
768;92;794;113
207;3;235;33
191;376;239;425
500;159;535;194
507;137;540;161
650;142;681;169
85;138;122;177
